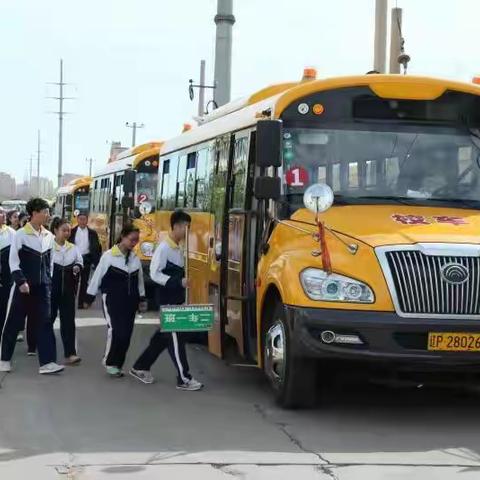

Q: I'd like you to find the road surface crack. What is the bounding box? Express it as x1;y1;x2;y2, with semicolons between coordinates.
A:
253;403;338;479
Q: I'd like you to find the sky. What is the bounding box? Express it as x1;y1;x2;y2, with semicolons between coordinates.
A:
1;0;480;186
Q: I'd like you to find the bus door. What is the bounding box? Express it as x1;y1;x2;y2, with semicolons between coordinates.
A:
110;172;124;247
207;135;230;358
224;132;254;358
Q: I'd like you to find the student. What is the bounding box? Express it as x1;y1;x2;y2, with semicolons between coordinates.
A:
0;198;64;374
84;224;147;377
6;210;20;230
70;213;102;309
50;217;83;366
0;207;15;334
130;210;203;391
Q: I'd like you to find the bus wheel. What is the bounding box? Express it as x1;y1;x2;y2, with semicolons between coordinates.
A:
263;302;317;409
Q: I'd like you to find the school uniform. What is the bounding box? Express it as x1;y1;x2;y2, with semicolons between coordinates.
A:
86;245;145;369
132;236;193;385
1;223;57;367
0;225;15;333
51;241;83;358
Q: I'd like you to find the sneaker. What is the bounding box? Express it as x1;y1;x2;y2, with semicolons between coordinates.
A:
16;333;24;343
129;368;154;384
0;361;12;372
65;355;81;366
106;366;124;377
27;351;36;357
39;363;64;375
176;378;203;391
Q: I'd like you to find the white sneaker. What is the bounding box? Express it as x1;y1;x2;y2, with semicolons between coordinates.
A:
16;333;24;343
39;362;64;375
176;378;203;391
0;361;12;372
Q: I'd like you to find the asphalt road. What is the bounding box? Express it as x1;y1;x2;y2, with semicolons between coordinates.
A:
1;309;480;479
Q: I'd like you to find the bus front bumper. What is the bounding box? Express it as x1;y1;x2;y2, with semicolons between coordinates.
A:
285;305;480;369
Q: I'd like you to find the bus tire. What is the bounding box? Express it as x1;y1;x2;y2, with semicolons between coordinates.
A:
263;301;317;409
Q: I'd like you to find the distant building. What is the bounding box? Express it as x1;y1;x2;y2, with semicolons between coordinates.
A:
61;173;83;186
31;176;54;199
0;172;16;200
109;141;128;163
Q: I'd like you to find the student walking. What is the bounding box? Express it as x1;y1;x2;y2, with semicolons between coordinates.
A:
84;224;146;377
50;217;83;366
0;198;64;374
130;210;203;391
0;207;15;334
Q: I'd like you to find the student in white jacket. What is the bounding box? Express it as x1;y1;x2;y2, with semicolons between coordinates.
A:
50;217;83;366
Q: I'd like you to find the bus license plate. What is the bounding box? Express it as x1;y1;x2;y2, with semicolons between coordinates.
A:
428;332;480;352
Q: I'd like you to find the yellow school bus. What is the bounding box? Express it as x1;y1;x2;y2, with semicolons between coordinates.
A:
156;71;480;407
89;142;161;294
54;176;92;225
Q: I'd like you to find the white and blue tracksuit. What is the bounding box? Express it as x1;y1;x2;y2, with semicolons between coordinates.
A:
51;241;83;358
1;223;57;366
0;225;15;333
86;245;145;369
133;236;193;385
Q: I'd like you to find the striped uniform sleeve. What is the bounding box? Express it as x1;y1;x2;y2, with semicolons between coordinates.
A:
137;257;146;300
149;243;171;286
9;230;26;286
73;245;84;269
85;252;110;303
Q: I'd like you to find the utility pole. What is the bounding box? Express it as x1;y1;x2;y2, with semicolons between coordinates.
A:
47;59;74;188
36;130;41;196
198;60;206;117
29;154;33;188
213;0;235;107
86;157;94;177
373;0;388;73
389;7;402;73
125;122;144;147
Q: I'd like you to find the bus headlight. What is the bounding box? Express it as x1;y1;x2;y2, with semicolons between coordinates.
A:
140;242;154;257
300;268;374;303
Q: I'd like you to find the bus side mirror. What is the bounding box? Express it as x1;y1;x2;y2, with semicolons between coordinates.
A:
254;177;281;200
256;120;282;168
124;169;136;196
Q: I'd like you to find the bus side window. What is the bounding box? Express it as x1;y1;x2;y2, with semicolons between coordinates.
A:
160;159;170;209
166;154;178;209
185;152;197;208
232;136;249;208
176;154;187;208
115;174;124;212
194;148;209;209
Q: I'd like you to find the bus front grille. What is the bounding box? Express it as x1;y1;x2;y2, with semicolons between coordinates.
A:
384;250;480;317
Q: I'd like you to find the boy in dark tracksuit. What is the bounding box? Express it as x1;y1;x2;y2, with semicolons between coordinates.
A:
0;198;64;375
130;210;203;391
0;207;15;334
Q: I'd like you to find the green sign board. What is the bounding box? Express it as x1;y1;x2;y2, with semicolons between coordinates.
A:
160;304;215;332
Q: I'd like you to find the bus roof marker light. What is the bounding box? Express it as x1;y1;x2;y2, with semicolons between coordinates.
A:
472;76;480;85
302;67;317;81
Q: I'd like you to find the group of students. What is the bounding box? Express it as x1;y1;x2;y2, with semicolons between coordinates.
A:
0;198;202;391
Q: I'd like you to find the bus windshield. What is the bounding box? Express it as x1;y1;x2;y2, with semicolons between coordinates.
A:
136;172;157;210
74;192;89;211
282;126;480;210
